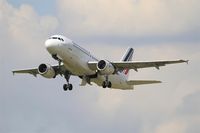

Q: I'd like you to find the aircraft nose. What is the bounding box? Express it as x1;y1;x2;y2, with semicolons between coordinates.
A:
45;39;59;54
45;39;56;48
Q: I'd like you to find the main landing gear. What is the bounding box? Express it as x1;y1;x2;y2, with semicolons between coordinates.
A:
102;81;112;88
102;75;112;88
63;72;73;91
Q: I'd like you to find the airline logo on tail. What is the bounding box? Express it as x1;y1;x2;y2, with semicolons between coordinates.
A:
121;48;134;75
123;68;130;75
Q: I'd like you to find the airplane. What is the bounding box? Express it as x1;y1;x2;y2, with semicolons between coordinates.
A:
12;35;188;91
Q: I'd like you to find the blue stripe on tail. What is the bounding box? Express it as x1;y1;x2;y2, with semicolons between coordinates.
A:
121;48;134;61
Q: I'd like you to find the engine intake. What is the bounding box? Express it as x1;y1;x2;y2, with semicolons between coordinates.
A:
97;60;115;75
38;64;56;78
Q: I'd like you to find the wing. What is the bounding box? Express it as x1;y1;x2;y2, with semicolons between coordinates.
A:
12;64;67;77
12;68;38;77
88;60;188;71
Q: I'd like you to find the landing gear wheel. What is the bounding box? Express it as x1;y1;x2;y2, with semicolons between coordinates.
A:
68;84;73;91
108;81;112;88
63;84;68;91
102;81;107;88
102;81;112;88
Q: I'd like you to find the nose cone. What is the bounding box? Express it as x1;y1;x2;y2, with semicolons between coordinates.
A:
45;39;59;54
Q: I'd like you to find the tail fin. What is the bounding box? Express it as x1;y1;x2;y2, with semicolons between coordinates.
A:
120;47;134;78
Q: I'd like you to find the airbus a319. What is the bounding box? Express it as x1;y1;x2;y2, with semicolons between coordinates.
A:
13;35;188;91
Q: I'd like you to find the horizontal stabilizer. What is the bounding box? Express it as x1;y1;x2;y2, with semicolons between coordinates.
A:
127;80;161;85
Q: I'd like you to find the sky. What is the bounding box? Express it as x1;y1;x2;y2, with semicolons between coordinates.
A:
0;0;200;133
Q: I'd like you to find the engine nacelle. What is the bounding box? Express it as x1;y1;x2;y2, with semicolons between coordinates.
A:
38;64;56;79
97;60;115;75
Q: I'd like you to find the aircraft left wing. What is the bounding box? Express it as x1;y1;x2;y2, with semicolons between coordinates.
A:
12;68;38;77
88;60;188;71
12;64;67;77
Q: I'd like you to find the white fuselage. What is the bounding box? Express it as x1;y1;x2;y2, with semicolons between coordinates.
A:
45;35;133;89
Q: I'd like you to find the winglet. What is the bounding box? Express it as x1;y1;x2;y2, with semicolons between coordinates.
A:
180;60;189;64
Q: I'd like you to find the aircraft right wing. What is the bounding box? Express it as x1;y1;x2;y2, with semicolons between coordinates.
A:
111;60;188;71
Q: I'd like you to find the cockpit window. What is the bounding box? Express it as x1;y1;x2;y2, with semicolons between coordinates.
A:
50;37;64;42
58;37;64;41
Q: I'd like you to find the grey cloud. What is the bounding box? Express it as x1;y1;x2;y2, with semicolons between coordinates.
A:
0;0;58;60
177;91;200;116
72;32;200;47
179;92;200;133
57;0;200;38
155;90;200;133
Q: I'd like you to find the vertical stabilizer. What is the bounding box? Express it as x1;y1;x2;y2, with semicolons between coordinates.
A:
120;47;134;78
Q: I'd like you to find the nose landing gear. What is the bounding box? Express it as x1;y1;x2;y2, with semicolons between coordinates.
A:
52;54;62;68
52;54;73;91
63;83;73;91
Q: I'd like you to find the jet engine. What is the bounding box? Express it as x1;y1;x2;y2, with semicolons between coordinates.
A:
38;64;56;78
97;60;115;75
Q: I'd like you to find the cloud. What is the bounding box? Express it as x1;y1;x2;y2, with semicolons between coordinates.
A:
0;0;58;61
1;0;200;133
154;91;200;133
57;0;200;37
155;119;186;133
178;91;200;116
83;43;200;133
